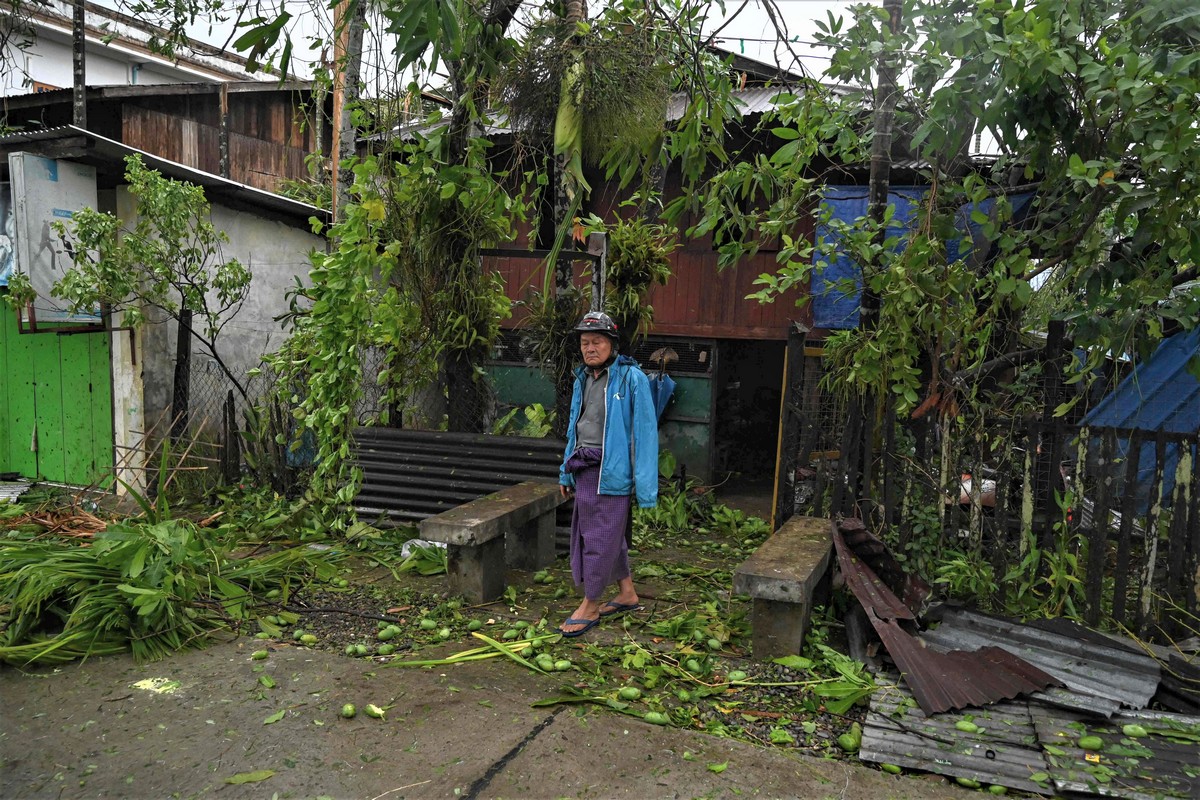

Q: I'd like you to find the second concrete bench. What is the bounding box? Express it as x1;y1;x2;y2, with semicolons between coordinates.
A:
419;480;565;603
733;515;833;659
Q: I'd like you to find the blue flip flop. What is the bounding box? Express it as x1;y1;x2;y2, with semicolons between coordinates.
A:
559;616;601;638
599;601;641;617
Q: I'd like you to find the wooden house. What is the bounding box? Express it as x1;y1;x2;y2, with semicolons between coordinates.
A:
1;82;331;194
488;53;816;484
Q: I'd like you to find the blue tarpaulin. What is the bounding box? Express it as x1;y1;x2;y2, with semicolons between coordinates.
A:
1082;328;1200;511
811;187;1034;330
812;186;925;329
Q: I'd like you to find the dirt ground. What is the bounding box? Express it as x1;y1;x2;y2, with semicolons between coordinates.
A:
1;636;966;800
1;487;972;799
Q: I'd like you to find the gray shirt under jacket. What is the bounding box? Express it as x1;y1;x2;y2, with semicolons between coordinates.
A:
574;367;609;449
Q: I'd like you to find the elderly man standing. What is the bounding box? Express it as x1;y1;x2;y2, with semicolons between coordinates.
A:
558;311;659;637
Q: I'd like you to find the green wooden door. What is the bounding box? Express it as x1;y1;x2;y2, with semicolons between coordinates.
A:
0;300;114;484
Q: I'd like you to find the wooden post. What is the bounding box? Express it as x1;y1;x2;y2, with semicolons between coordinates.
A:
1112;429;1144;625
1136;432;1168;634
170;308;192;442
1084;429;1113;626
330;0;364;223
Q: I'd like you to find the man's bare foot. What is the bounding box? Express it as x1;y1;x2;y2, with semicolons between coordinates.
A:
560;599;601;635
599;595;641;616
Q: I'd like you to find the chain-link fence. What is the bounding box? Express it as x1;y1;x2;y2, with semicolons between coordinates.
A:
156;344;495;497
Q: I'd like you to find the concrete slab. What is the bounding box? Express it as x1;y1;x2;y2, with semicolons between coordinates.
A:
733;516;832;603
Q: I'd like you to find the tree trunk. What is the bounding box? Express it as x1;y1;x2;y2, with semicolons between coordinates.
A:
171;308;193;442
848;0;902;506
550;0;589;439
331;0;365;222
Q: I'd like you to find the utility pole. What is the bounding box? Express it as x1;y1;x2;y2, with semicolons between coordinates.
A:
72;0;86;127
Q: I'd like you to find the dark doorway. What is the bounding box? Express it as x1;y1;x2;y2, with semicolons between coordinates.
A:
713;339;785;482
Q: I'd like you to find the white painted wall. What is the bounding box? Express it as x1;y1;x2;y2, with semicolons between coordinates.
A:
137;200;322;435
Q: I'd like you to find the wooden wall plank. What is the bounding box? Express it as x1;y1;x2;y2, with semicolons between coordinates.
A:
31;332;64;482
59;330;93;484
0;301;11;473
0;305;38;477
89;332;115;485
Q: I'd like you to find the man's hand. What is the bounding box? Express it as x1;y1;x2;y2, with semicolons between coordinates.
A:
560;484;572;499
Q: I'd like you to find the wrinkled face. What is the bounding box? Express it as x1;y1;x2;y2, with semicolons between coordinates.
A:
580;332;613;369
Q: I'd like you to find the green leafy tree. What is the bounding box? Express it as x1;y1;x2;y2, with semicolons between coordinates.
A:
7;155;251;437
689;0;1200;418
238;0;793;507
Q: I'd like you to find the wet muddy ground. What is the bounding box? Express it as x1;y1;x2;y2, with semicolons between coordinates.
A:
1;634;963;800
2;494;970;799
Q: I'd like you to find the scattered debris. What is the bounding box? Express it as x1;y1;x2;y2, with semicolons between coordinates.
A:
834;520;1200;797
130;677;182;694
833;518;1059;714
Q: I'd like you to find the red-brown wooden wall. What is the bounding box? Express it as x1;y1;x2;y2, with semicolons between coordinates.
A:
492;176;812;341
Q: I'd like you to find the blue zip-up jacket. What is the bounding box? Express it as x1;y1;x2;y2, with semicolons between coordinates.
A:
560;355;659;508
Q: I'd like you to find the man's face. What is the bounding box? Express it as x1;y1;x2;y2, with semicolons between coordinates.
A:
580;332;613;369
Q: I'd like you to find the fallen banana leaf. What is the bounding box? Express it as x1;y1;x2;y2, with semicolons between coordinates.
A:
471;631;549;675
531;692;646;720
382;632;561;669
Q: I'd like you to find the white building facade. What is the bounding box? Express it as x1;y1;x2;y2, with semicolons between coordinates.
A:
1;0;269;97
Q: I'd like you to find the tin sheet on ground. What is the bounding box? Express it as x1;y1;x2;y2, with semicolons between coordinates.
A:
862;681;1200;798
1028;705;1200;798
833;520;1059;714
861;679;1050;795
922;608;1161;713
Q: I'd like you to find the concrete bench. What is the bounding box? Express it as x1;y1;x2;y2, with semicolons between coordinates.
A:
418;480;565;602
733;515;833;659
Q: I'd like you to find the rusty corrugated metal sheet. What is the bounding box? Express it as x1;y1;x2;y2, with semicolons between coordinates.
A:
921;609;1161;713
836;518;930;614
834;519;1060;714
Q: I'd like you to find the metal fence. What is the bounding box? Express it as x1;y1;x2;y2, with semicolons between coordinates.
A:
777;328;1199;640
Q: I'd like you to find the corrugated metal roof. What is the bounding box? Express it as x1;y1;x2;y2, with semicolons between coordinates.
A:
0;126;329;226
834;520;1059;714
861;682;1051;795
863;682;1200;798
0;481;32;503
666;86;795;121
1029;704;1200;799
1084;327;1200;434
921;609;1161;713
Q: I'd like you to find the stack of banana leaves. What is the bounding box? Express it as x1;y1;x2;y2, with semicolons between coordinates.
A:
0;509;341;666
